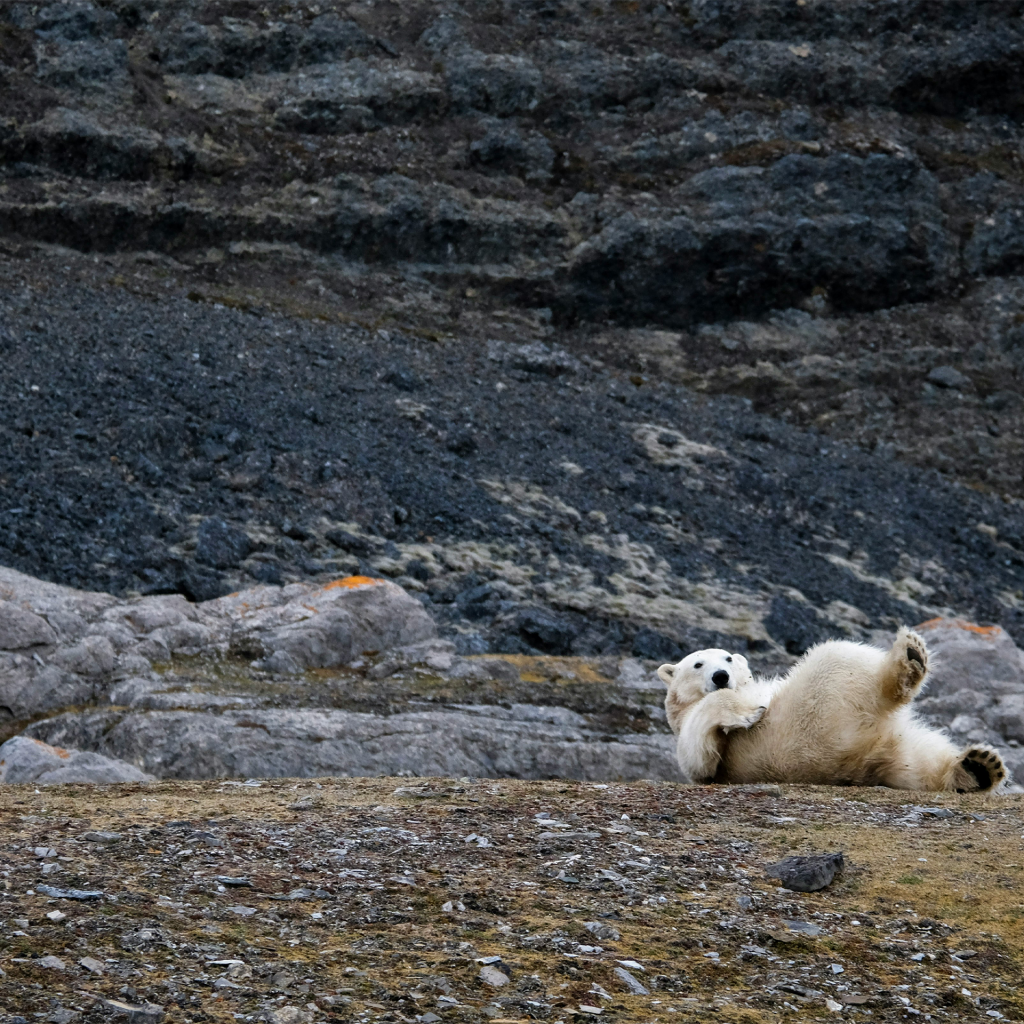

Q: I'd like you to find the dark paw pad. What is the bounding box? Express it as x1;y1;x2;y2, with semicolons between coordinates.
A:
958;747;1007;792
907;646;923;667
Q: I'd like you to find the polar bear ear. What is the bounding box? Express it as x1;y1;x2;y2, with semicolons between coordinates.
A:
657;663;676;684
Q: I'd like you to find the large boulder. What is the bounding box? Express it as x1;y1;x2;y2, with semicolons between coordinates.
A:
915;618;1024;781
0;567;437;721
0;735;152;785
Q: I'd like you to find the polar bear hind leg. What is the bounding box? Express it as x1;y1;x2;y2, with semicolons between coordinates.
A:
877;714;1008;792
878;626;929;706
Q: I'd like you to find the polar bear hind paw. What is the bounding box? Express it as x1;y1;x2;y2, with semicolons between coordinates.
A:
957;746;1007;793
885;627;929;702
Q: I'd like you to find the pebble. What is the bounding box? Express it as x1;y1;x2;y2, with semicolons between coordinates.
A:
226;905;257;917
79;956;105;974
45;909;66;922
214;876;252;887
34;847;57;859
919;807;955;819
39;955;65;970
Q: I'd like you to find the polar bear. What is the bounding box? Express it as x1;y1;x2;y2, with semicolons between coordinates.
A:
659;627;1007;792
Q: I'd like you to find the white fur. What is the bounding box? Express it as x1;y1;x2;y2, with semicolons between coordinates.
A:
661;627;1007;792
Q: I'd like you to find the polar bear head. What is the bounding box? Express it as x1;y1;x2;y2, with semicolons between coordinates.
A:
658;649;754;732
658;648;753;695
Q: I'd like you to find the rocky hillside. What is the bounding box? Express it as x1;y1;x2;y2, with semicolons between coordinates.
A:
0;1;1023;668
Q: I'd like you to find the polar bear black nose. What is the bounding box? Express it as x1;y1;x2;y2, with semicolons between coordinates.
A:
712;670;730;689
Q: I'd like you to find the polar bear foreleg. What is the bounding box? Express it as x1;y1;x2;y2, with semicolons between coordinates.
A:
675;691;767;783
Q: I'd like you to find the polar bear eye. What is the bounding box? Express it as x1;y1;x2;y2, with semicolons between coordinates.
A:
693;662;703;669
725;656;732;663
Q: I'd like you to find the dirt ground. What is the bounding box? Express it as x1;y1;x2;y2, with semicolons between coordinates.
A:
1;777;1022;1023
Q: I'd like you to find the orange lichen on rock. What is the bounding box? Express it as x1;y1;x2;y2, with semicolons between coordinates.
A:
917;617;1004;637
31;737;70;759
321;576;385;591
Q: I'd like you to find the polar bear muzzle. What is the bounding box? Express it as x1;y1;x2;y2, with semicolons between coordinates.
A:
712;670;730;689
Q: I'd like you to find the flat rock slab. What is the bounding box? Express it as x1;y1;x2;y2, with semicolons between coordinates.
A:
0;779;1021;1020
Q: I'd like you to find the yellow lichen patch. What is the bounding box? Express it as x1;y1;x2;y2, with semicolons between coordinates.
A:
473;654;617;685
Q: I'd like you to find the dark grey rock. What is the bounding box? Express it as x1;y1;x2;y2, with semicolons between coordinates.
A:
446;50;542;116
927;365;972;390
766;852;844;892
517;610;577;655
631;627;682;663
195;518;252;570
763;596;828;657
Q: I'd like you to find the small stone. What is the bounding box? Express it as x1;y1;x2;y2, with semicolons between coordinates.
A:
612;966;649;995
36;885;103;900
45;910;66;922
418;1015;442;1023
953;949;977;959
82;831;122;843
79;956;105;974
920;806;955;819
226;905;256;917
766;852;844;892
927;365;971;390
782;919;823;936
34;847;57;859
616;960;644;971
583;920;621;941
267;1007;309;1024
40;862;60;874
831;963;844;974
100;1000;163;1024
39;955;65;970
214;876;252;887
737;895;753;909
577;1006;603;1015
478;964;510;987
826;998;843;1012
